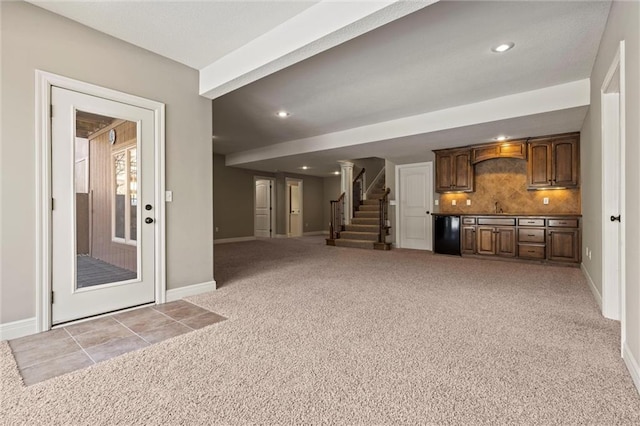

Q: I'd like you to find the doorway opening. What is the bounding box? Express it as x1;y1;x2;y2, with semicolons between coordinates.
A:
286;178;303;237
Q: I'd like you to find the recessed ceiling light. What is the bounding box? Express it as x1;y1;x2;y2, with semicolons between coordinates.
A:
491;42;515;53
276;111;290;118
301;166;309;170
495;135;508;141
333;171;340;175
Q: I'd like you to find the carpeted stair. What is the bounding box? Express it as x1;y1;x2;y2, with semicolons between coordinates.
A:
329;178;391;250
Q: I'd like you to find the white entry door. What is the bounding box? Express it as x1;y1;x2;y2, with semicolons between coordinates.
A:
254;179;272;238
398;162;433;250
51;86;156;324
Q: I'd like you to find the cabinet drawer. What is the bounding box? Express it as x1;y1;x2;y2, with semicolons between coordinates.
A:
462;217;476;225
518;218;545;227
478;217;516;226
548;219;579;228
518;228;545;243
518;244;545;259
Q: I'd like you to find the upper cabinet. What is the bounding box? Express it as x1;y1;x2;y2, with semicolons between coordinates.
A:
435;148;473;193
471;140;526;164
526;133;579;189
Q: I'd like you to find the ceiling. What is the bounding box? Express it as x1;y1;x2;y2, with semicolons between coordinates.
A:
32;1;612;178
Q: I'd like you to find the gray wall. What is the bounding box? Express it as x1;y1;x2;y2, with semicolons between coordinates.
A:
0;2;213;324
323;176;342;232
214;156;324;239
581;0;640;372
213;154;274;239
352;157;385;192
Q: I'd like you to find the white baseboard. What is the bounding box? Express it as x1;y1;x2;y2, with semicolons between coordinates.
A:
0;317;37;341
166;280;217;302
303;231;325;236
214;236;256;245
623;343;640;396
581;263;602;309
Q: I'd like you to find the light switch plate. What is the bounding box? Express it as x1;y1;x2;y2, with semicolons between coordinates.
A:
434;200;439;206
452;200;457;206
466;199;471;206
543;197;549;205
165;191;173;202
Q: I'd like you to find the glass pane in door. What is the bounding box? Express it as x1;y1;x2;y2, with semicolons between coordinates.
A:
75;111;139;289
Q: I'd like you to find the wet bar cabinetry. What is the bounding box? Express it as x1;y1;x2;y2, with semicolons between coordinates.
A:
434;148;473;193
434;132;579;193
460;215;581;265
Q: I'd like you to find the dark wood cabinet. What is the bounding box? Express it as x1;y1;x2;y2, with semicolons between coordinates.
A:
473;217;516;258
471;140;526;164
475;226;516;257
458;215;581;264
461;226;476;254
527;133;579;189
547;218;581;263
434;149;473;193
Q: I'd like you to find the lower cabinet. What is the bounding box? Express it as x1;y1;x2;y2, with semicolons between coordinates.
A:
548;229;580;262
476;226;516;257
459;215;581;264
461;226;476;254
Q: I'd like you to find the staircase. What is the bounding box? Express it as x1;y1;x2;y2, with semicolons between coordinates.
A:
327;176;391;250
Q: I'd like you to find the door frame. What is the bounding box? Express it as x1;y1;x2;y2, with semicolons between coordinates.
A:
395;162;434;250
35;71;166;332
600;41;626;339
285;177;303;237
253;176;276;238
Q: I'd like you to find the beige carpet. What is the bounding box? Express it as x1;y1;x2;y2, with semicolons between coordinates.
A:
2;236;639;425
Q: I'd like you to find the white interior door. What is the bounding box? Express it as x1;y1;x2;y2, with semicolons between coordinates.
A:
255;179;272;237
287;180;303;237
51;86;155;324
398;162;433;250
601;45;625;325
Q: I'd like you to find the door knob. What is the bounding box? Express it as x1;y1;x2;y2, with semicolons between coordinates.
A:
610;215;621;222
145;204;153;211
145;217;154;224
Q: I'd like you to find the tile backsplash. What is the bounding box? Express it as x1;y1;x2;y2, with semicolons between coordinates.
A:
438;158;581;215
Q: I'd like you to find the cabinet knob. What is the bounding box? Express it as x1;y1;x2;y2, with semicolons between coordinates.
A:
610;215;621;222
145;217;154;224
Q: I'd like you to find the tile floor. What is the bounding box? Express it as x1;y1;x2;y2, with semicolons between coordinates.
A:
8;300;226;386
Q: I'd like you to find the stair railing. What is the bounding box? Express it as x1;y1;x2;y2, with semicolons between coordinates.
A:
378;188;391;244
365;168;385;199
352;168;365;217
329;192;346;239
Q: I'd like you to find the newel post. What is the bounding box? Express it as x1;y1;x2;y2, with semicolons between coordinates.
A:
338;161;354;225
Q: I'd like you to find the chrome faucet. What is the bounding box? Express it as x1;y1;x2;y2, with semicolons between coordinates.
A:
494;201;504;214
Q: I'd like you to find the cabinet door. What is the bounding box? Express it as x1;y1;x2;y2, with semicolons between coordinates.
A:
452;150;473;191
435;152;453;192
461;226;476;254
548;229;580;262
496;227;516;257
527;142;551;188
552;137;579;187
476;226;495;255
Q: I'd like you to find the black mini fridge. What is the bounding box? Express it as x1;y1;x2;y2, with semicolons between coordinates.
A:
433;214;461;255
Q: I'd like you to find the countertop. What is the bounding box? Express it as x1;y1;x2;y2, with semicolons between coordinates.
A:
431;212;582;217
